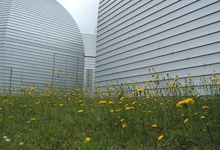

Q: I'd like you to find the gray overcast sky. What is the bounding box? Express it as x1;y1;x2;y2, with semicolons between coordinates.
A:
56;0;99;34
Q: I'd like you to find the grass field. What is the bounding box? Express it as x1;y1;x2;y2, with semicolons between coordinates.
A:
0;71;220;149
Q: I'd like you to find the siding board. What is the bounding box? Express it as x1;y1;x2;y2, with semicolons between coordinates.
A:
0;0;84;91
0;0;11;87
97;1;220;47
95;0;220;89
82;34;96;91
97;32;220;66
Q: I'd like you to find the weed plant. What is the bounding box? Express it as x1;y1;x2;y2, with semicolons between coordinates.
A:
0;69;219;150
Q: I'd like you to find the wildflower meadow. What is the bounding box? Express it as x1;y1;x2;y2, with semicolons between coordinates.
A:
0;69;220;149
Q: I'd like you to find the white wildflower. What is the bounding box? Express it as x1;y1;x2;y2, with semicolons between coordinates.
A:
5;138;11;142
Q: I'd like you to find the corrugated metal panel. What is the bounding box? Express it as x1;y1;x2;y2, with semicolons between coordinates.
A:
95;0;220;89
0;0;11;87
0;0;84;92
82;34;96;56
84;57;96;90
82;34;96;91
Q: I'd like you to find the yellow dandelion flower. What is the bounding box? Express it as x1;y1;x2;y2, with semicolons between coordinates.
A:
184;118;189;123
194;112;198;115
110;110;114;113
8;115;14;119
78;72;82;75
85;137;91;142
27;121;31;123
174;76;178;81
51;67;55;71
148;111;152;113
120;119;125;122
20;86;25;90
58;69;63;72
176;98;194;107
152;124;157;128
166;72;170;76
35;102;40;105
136;88;144;92
116;109;122;112
108;101;114;105
200;116;205;119
31;87;35;91
120;97;124;101
211;78;217;82
31;118;36;121
99;101;106;105
59;104;64;107
158;135;164;141
125;107;134;110
202;105;209;109
78;110;83;113
122;123;126;128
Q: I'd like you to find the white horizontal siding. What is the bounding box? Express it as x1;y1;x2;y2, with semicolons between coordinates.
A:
96;42;220;72
98;0;164;33
97;23;220;63
96;52;220;81
96;32;220;70
97;0;219;43
96;43;220;77
97;1;220;53
98;0;119;18
82;34;97;56
0;0;11;86
82;33;97;91
95;0;220;89
84;57;96;90
96;63;220;87
97;11;220;54
96;52;220;82
0;0;84;92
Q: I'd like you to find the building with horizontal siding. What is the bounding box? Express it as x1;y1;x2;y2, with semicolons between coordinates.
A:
0;0;84;92
95;0;220;92
82;33;96;92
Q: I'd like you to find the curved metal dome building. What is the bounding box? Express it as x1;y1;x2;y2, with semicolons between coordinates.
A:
0;0;84;91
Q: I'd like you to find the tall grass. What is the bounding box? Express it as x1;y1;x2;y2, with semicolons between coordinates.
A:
0;71;219;149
